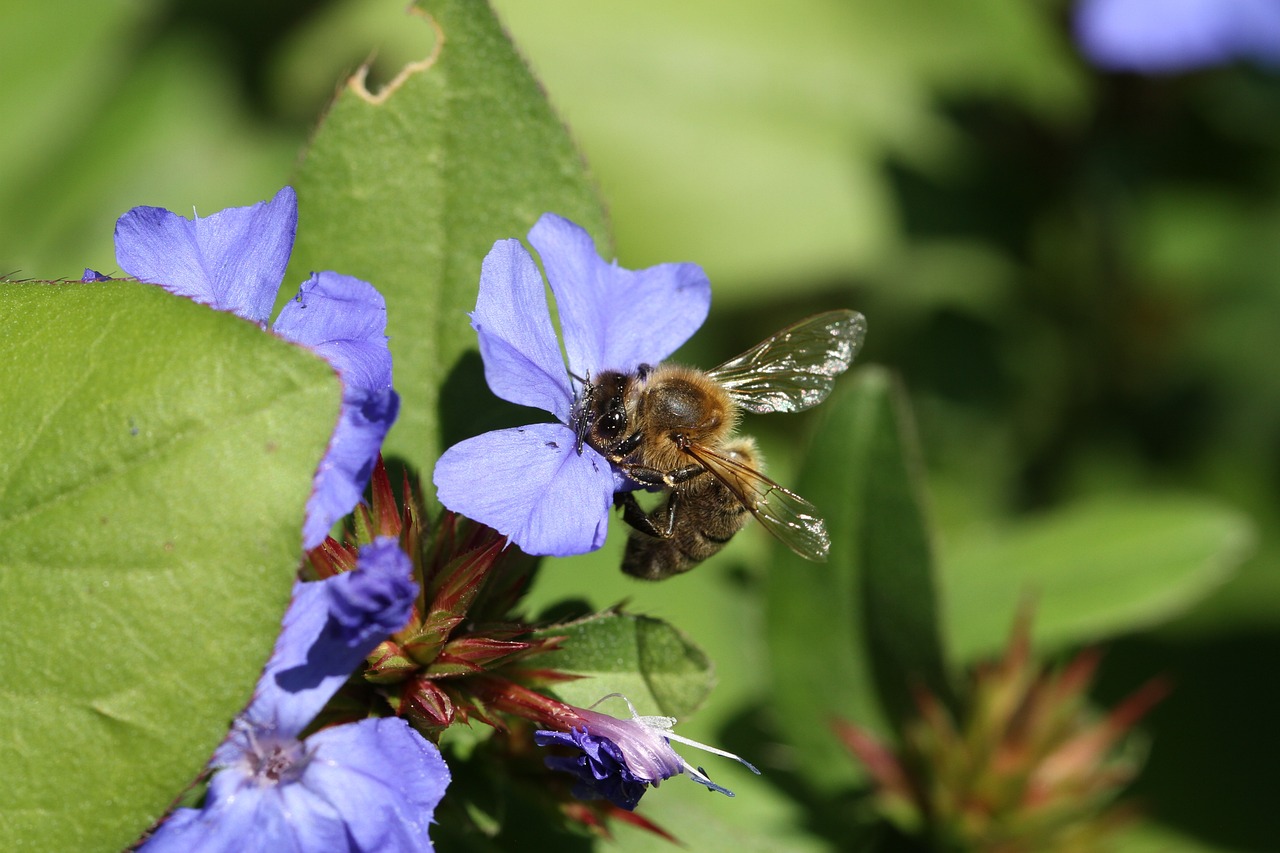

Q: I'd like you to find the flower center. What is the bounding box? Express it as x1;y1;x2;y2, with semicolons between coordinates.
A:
246;736;309;787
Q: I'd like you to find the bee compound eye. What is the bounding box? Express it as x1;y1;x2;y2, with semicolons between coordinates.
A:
598;410;626;439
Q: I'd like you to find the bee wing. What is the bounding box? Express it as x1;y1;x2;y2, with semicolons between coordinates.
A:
683;442;830;562
708;309;866;414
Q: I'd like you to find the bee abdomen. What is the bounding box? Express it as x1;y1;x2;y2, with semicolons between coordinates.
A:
621;482;749;580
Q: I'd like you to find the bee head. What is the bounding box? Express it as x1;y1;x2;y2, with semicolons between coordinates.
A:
575;370;632;454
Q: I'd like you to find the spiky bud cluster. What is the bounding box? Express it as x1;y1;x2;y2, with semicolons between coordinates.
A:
837;611;1167;853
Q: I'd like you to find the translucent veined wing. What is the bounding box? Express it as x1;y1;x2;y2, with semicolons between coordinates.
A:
682;440;829;562
708;309;866;414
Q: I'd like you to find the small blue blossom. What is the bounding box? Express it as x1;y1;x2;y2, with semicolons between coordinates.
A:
1075;0;1280;72
139;538;449;853
113;188;399;549
433;214;711;556
534;694;759;811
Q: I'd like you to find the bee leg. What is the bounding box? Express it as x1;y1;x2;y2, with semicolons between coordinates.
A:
663;464;705;486
619;465;667;489
619;462;706;490
615;491;680;539
610;430;645;458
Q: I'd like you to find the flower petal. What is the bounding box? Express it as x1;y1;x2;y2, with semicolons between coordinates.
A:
298;718;450;853
136;785;277;852
271;272;399;548
142;719;448;853
433;423;614;556
114;186;297;325
472;237;573;420
568;708;684;784
1075;0;1280;72
528;213;711;377
535;728;650;810
272;271;393;392
301;385;400;549
225;538;417;745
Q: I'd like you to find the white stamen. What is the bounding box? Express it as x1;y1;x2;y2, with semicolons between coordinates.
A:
589;693;761;775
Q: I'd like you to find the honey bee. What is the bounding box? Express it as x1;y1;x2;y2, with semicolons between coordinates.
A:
573;309;866;579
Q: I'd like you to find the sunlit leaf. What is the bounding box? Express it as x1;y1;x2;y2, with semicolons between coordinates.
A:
944;496;1254;661
534;611;713;719
489;0;1085;297
0;281;339;852
287;0;608;483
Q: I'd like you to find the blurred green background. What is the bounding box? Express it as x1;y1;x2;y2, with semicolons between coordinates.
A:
6;1;1276;850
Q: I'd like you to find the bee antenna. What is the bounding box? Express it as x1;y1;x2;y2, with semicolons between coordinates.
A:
567;369;593;455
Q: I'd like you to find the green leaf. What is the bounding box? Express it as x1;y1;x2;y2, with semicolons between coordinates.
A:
943;495;1254;661
0;281;339;852
532;611;713;719
606;783;832;853
488;0;1085;298
287;0;608;483
766;367;951;793
2;0;300;280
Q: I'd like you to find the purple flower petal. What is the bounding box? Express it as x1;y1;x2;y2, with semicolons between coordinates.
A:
323;538;417;641
536;695;759;810
432;423;615;556
528;213;711;377
1076;0;1280;72
302;385;400;550
141;718;448;853
565;709;685;785
534;728;650;810
272;271;398;549
472;238;574;421
114;186;297;325
226;538;416;744
81;269;111;282
296;718;450;851
141;539;440;853
272;272;393;392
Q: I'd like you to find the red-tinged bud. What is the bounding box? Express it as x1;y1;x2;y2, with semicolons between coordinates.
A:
363;640;420;683
366;454;404;540
426;539;505;619
500;667;584;688
397;678;457;732
401;626;453;669
298;458;624;792
427;637;541;677
591;801;679;845
306;535;359;580
832;720;914;803
838;608;1166;853
559;799;679;845
468;676;582;731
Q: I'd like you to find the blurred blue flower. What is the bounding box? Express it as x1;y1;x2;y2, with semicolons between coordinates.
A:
1075;0;1280;72
114;188;399;549
534;694;758;811
139;538;449;853
433;213;711;556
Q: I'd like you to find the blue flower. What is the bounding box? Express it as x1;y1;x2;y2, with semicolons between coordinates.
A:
534;694;759;811
432;214;711;556
139;538;449;853
1075;0;1280;72
114;187;399;549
